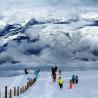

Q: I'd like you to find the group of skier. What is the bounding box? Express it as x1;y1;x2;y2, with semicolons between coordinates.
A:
72;75;79;84
51;65;79;90
69;75;79;89
25;66;79;90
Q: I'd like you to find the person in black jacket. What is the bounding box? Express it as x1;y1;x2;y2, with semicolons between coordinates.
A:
51;65;57;82
75;75;79;84
24;68;28;74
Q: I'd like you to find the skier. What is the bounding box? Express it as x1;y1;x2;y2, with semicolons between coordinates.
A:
24;68;28;74
76;75;79;84
72;75;75;84
59;69;62;76
58;77;64;89
51;65;57;82
69;79;72;89
52;65;57;74
34;69;40;80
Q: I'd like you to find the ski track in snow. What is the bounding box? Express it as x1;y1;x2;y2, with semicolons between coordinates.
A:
38;72;54;98
11;75;24;87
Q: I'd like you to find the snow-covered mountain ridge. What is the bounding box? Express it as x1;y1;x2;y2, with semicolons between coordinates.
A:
0;9;98;70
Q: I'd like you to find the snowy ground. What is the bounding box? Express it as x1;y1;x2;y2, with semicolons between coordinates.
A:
0;70;98;98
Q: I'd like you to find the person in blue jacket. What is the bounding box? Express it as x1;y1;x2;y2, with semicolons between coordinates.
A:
72;75;75;84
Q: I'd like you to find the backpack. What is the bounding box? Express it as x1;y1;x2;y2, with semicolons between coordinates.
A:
59;79;63;84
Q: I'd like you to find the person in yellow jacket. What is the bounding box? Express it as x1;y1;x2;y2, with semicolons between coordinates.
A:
58;76;64;89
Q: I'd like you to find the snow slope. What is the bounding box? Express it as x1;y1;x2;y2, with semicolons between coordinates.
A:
0;70;98;98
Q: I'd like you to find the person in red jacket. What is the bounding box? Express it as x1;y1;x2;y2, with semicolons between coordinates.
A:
69;79;72;89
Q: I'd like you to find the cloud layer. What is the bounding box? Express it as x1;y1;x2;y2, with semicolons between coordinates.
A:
0;0;98;77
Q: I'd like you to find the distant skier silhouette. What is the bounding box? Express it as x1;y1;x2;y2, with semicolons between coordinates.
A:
75;75;79;84
24;68;28;74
